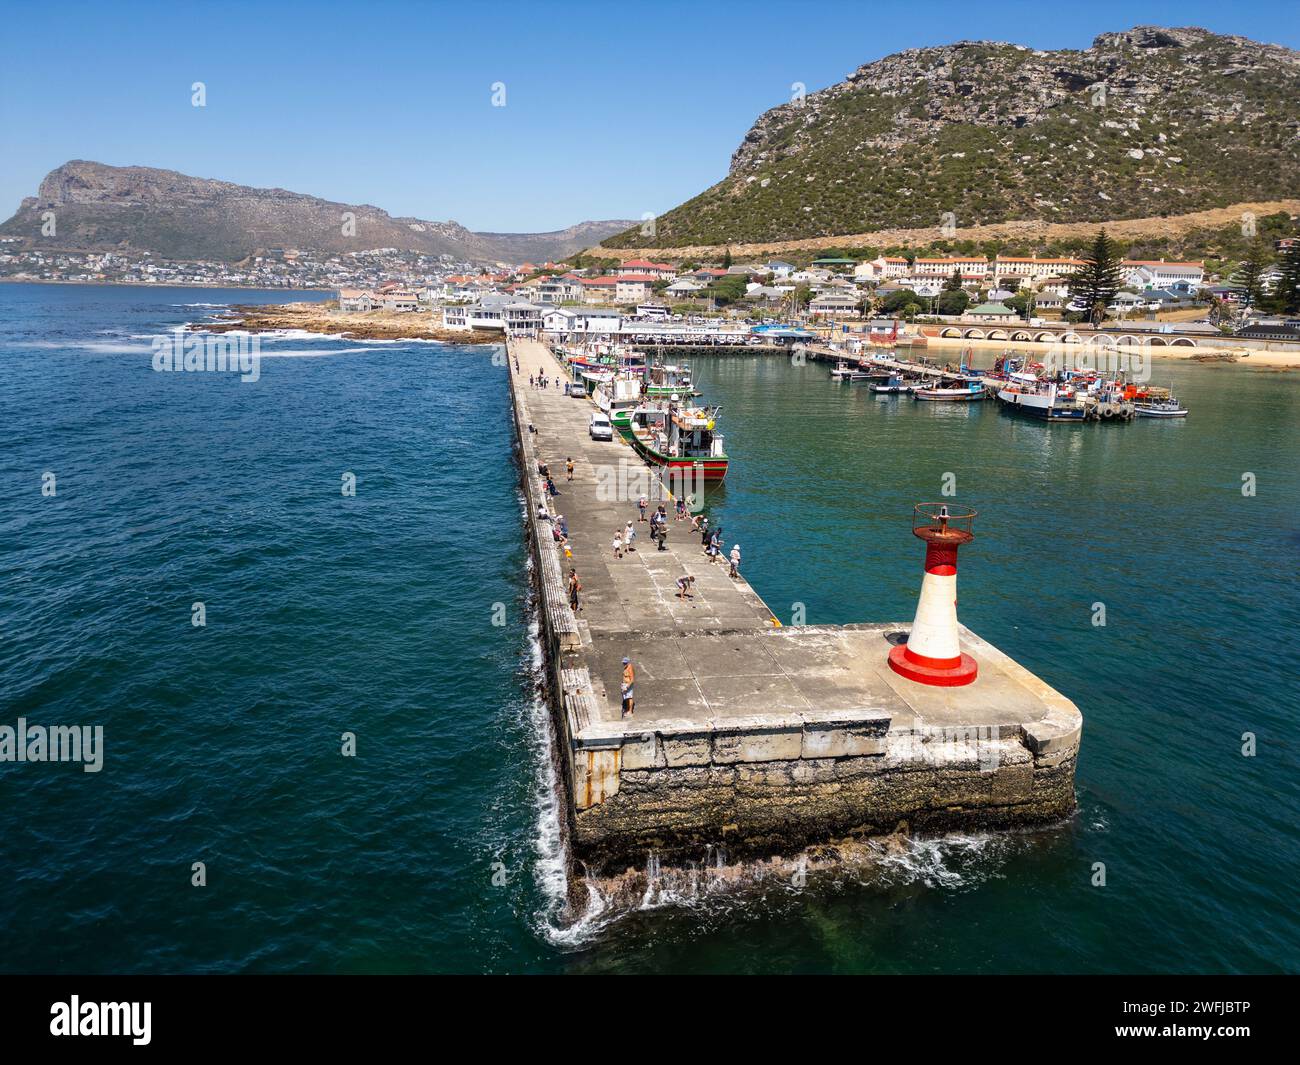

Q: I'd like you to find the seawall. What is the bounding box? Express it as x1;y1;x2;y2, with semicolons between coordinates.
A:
507;336;1081;874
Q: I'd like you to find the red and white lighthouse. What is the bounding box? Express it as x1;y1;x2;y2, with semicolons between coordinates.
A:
888;502;979;687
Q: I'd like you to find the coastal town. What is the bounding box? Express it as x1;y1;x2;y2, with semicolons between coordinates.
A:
332;238;1299;348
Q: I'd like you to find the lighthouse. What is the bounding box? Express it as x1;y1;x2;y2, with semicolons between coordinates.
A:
888;503;979;687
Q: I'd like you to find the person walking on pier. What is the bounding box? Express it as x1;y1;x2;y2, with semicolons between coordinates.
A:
621;658;635;717
699;515;710;546
656;517;668;551
675;496;687;521
729;544;741;579
612;528;624;559
566;457;574;482
624;520;636;552
567;568;582;612
638;495;648;522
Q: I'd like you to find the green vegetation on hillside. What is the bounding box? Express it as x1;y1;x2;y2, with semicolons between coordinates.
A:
604;28;1300;250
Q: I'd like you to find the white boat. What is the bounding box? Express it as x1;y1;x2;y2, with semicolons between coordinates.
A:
870;375;915;395
592;374;643;420
1135;396;1189;418
914;381;987;402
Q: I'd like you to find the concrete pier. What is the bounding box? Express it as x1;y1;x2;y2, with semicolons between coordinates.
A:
508;337;1081;872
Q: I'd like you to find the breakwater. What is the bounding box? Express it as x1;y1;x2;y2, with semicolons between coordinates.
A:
508;336;1081;875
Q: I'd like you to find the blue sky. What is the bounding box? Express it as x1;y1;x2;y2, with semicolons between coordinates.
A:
2;0;1297;231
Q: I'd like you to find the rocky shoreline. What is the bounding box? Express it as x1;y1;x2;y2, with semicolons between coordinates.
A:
196;300;499;344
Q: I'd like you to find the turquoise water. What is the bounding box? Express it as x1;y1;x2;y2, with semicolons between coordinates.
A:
1;284;1297;973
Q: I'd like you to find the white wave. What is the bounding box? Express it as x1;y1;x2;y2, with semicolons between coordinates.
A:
255;346;374;358
173;302;228;308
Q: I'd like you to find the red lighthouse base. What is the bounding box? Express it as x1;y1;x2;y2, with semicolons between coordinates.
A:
887;644;979;687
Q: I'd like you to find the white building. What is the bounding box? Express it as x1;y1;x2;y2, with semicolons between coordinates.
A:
443;294;546;333
993;257;1086;286
913;257;990;279
855;256;910;282
1122;260;1205;289
339;288;375;312
665;279;706;300
541;309;622;335
809;291;861;318
614;274;657;303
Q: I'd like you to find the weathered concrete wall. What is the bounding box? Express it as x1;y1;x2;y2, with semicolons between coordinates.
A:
570;728;1077;870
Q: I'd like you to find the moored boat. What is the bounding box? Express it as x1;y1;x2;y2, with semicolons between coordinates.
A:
644;361;699;398
870;374;917;395
913;380;987;402
616;400;729;482
1135;396;1189;418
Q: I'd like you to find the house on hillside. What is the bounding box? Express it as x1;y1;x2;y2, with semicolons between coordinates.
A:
618;259;676;279
614;274;658;303
666;279;706;300
580;276;619;304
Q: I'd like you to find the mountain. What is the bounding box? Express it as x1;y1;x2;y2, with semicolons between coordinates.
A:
602;26;1300;250
0;161;634;263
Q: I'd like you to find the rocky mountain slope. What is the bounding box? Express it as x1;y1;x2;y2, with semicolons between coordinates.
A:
0;161;633;263
603;26;1300;249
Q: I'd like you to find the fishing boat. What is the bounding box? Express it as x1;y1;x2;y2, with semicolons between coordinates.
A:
831;360;889;383
616;399;729;482
593;373;643;422
913;380;987;402
644;361;699;398
1135;395;1189;418
870;374;916;395
996;375;1135;421
995;379;1085;420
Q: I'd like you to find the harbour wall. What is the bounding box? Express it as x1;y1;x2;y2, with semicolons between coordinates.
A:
507;337;1081;874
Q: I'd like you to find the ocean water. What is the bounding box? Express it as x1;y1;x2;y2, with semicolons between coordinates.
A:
1;283;1297;974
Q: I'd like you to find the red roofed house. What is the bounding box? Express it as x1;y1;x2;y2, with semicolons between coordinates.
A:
619;259;677;280
580;276;619;305
614;273;659;303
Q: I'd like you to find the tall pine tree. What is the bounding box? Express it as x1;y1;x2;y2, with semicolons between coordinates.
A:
1068;229;1125;325
1271;238;1300;315
1230;238;1270;310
